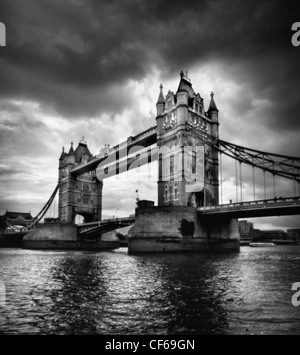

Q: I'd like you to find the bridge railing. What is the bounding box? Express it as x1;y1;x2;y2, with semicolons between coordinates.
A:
131;125;157;143
198;196;300;211
78;216;135;227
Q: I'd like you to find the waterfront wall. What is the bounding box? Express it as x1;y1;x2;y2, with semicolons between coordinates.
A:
128;206;239;253
23;223;119;250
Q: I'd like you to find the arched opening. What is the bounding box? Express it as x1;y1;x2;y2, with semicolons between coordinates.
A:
189;189;214;208
74;214;84;225
74;212;94;225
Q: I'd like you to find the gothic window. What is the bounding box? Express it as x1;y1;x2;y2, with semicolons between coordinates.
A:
170;154;174;175
159;154;162;180
169;184;173;201
164;184;169;202
192;151;196;174
163;112;177;130
82;184;90;204
174;182;178;200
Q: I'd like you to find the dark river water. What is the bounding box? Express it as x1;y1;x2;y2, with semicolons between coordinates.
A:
0;246;299;335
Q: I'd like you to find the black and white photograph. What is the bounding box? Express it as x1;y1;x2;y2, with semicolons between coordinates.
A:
0;0;300;339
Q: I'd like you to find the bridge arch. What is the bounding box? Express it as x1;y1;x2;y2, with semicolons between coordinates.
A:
74;210;95;224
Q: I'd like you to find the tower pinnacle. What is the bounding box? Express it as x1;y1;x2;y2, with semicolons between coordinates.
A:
68;141;75;155
208;91;218;112
59;146;65;160
156;83;165;104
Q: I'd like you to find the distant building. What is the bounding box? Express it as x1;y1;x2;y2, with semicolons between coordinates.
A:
238;220;254;239
253;229;287;241
137;200;155;208
0;211;33;231
239;220;291;242
286;229;300;241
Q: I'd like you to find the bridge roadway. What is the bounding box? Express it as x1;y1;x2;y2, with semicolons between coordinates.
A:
71;125;157;177
197;196;300;219
77;216;135;236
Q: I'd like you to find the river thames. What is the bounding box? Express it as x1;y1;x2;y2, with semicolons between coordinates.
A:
0;245;299;335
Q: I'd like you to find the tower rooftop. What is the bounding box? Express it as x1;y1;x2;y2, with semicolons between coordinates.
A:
207;92;219;113
74;138;92;163
176;70;195;99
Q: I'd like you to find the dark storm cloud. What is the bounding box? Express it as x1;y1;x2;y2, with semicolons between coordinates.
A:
0;167;22;176
1;0;300;122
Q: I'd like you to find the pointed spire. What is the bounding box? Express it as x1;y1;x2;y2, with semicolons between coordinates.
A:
68;141;75;155
177;70;194;96
79;136;87;145
59;146;65;160
156;83;165;104
208;91;218;112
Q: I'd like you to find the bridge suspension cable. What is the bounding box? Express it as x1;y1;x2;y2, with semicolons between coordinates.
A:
219;151;223;204
25;184;60;230
186;123;300;182
217;139;300;182
186;123;300;203
252;157;255;200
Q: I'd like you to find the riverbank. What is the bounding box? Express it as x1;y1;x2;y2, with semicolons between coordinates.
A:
0;231;27;248
240;239;298;246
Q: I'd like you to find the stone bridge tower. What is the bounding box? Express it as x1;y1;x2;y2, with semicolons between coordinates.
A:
58;139;103;224
156;71;219;208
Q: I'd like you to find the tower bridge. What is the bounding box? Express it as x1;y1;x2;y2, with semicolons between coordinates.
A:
23;71;300;252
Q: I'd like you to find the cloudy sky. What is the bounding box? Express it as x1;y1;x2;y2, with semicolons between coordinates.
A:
0;0;300;230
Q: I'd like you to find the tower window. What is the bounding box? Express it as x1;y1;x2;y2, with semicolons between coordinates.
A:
169;184;173;201
170;154;174;175
164;184;169;202
159;154;162;180
174;183;178;200
192;151;196;174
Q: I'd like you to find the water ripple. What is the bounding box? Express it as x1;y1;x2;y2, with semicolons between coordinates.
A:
0;246;300;334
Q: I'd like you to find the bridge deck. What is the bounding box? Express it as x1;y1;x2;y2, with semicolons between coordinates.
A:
78;216;135;236
71;126;157;176
197;197;300;219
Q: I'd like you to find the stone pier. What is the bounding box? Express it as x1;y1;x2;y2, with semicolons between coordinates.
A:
128;206;240;253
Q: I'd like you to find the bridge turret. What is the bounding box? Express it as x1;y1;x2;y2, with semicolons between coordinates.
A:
59;146;65;160
59;147;66;167
176;70;190;108
207;92;219;138
67;142;76;165
156;84;165;116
